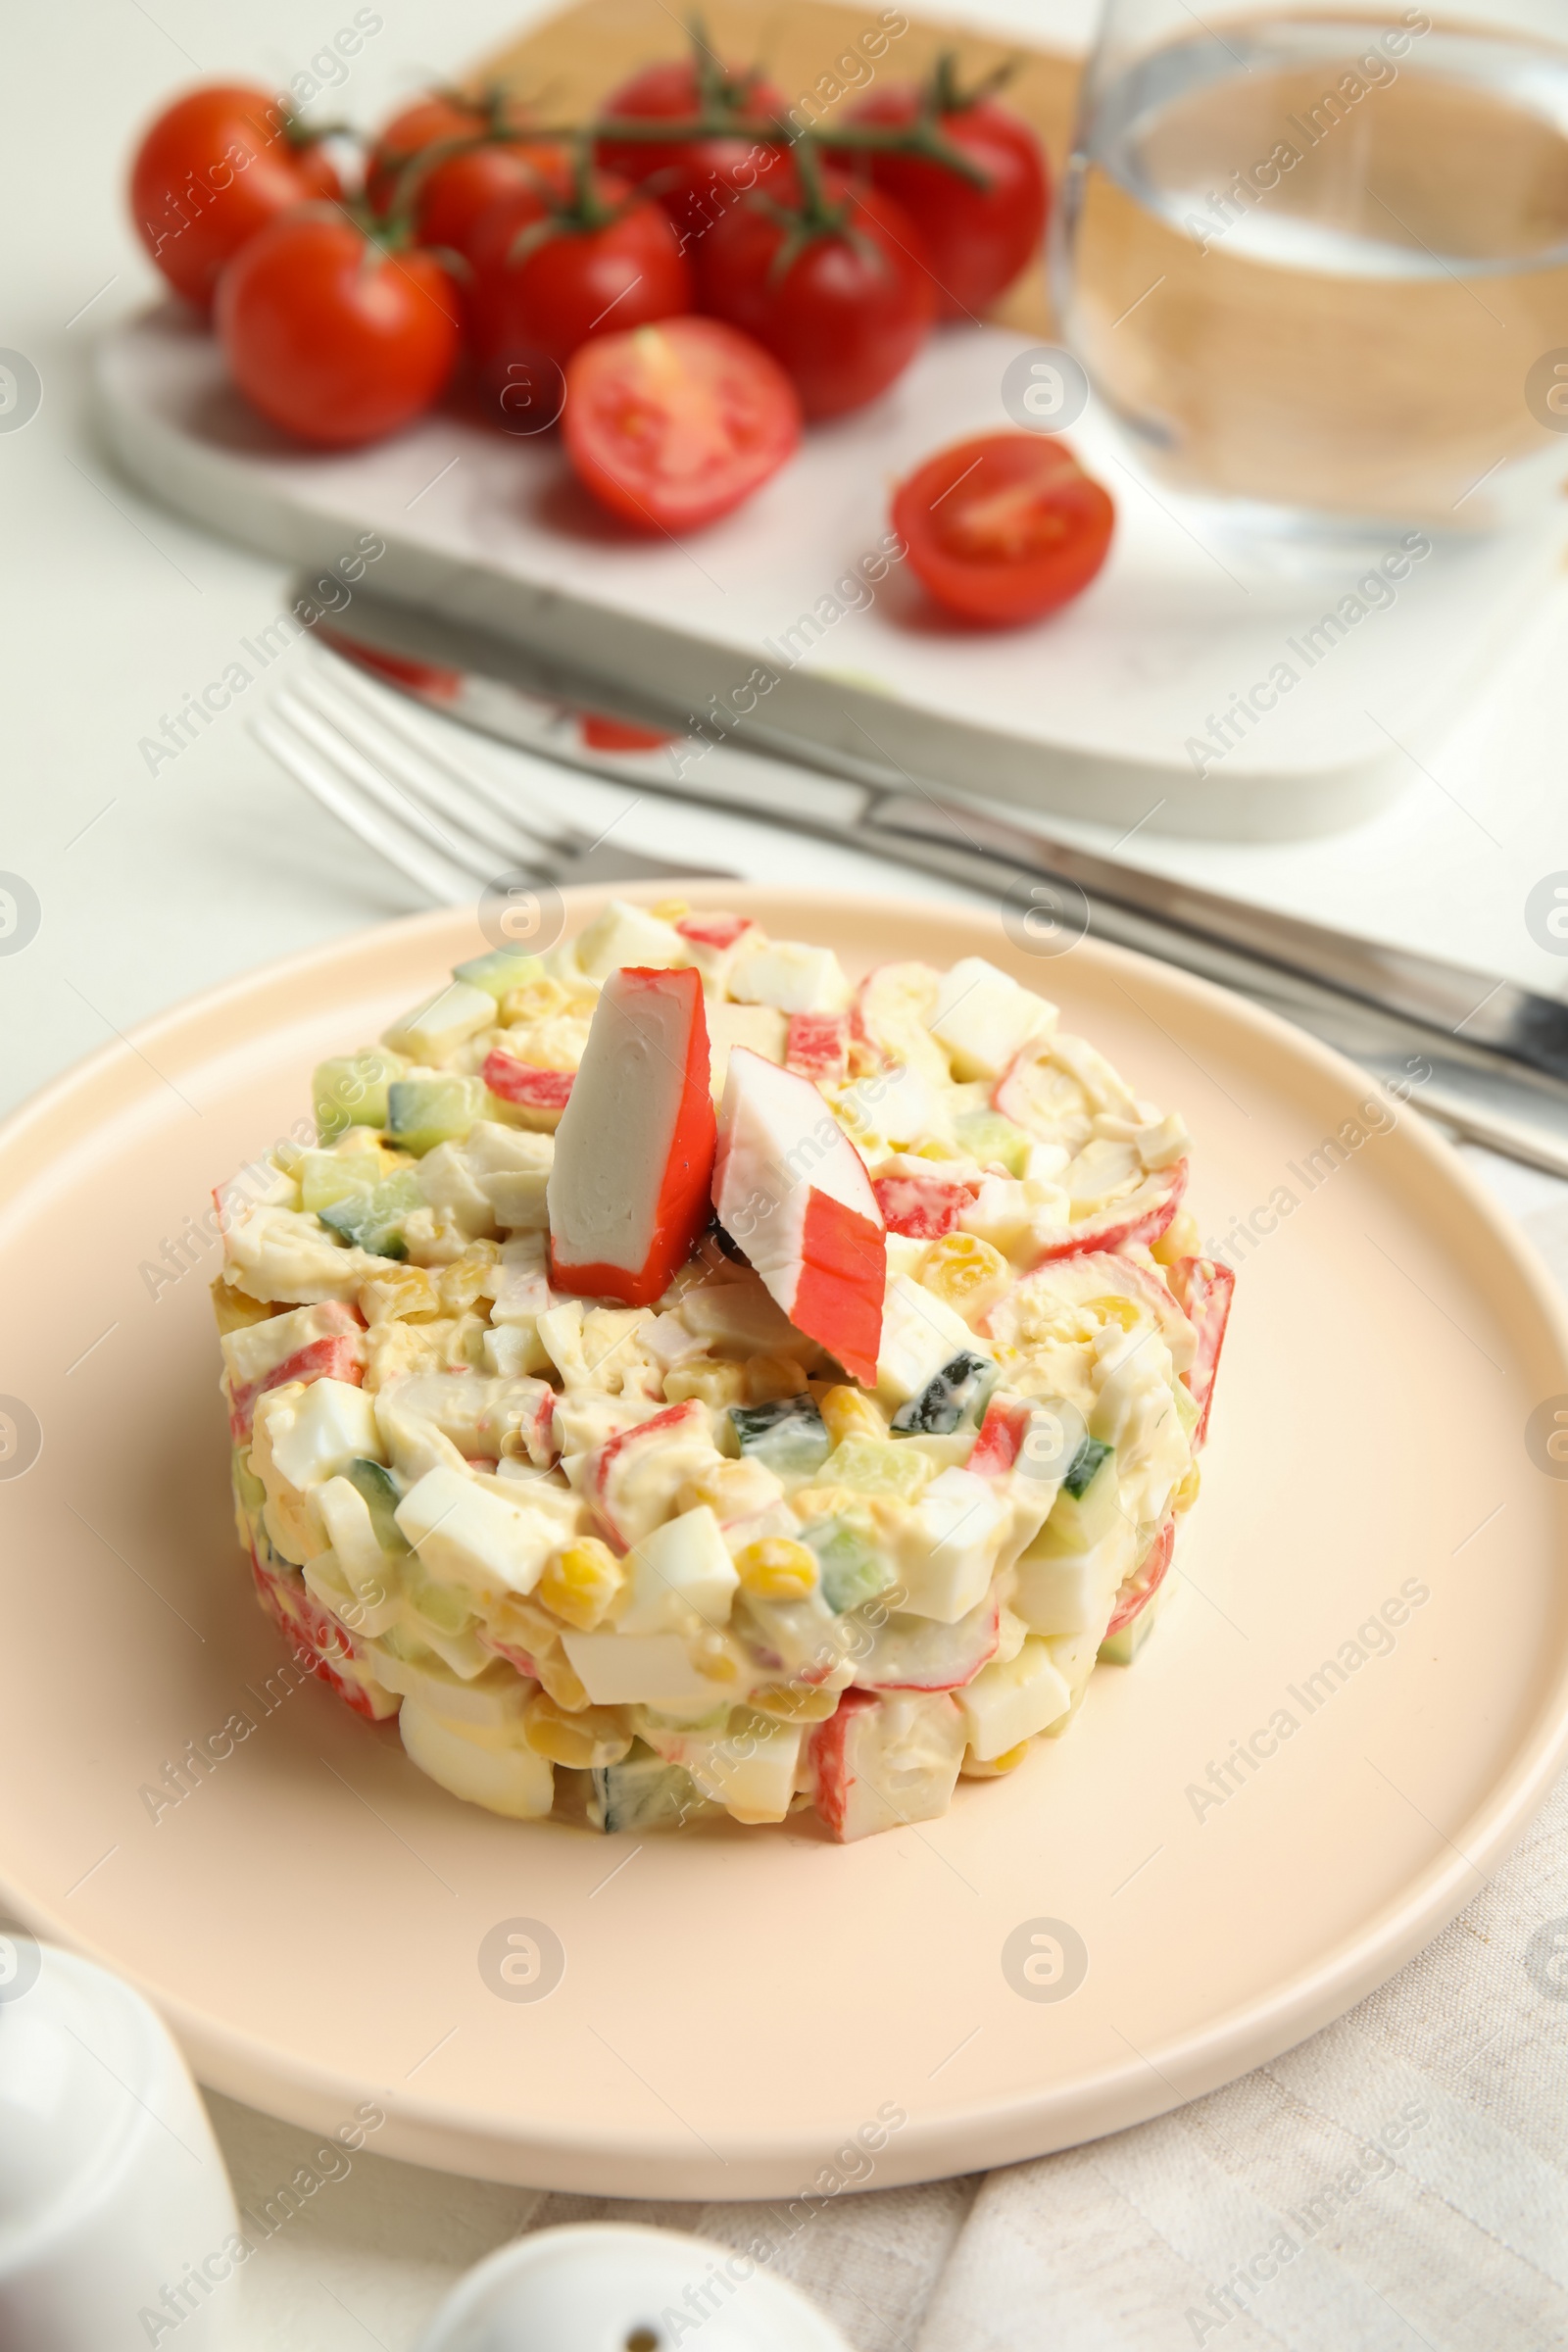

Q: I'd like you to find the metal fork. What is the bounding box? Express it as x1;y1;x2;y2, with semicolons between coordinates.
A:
249;652;730;902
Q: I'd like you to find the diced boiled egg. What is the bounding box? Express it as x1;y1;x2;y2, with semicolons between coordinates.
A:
394;1466;577;1596
728;940;850;1015
928;958;1055;1082
573;898;688;981
616;1503;739;1634
875;1277;979;1407
257;1376;383;1491
956;1639;1073;1760
900;1467;1010;1622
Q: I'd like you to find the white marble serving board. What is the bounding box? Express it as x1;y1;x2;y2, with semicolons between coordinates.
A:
96;300;1568;841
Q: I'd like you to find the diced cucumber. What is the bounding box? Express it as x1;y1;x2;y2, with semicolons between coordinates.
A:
314;1051;404;1142
803;1517;897;1611
1063;1436;1112;1498
385;1073;488;1156
728;1393;831;1481
954;1107;1032;1176
318;1169;423;1258
407;1576;474;1637
1172;1378;1201;1442
344;1457;410;1552
453;949;545;1000
298;1149;384;1216
1039;1442;1119;1551
891;1350;998;1437
590;1743;707;1834
1099;1593;1163;1665
819;1435;933;1503
232;1450;267;1514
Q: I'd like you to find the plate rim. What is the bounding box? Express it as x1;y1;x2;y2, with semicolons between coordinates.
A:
4;886;1567;2194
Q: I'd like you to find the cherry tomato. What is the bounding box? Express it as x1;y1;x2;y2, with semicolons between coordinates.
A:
466;173;692;432
891;432;1114;626
693;174;933;419
366;94;488;215
128;83;340;310
836;72;1049;320
596;57;796;235
216;215;460;447
564;318;801;532
411;142;571;266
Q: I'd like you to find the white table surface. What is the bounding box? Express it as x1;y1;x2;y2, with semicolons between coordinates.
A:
5;3;1568;2345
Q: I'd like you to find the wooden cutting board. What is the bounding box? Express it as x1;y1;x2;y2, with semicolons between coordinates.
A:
468;0;1078;337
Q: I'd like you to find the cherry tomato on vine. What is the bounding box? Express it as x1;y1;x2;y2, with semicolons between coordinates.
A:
834;63;1049;320
365;94;487;214
129;83;341;310
891;432;1114;625
216;215;460;446
596;57;796;234
366;91;570;265
564;317;801;532
466;171;693;430
413;141;572;266
693;172;933;419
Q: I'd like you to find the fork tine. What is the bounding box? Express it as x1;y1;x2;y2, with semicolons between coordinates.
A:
310;651;593;862
288;670;568;878
270;683;524;879
249;709;479;904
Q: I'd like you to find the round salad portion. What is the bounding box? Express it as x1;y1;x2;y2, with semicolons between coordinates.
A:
213;902;1234;1841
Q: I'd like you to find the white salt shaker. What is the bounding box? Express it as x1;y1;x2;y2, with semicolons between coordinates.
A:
0;1934;240;2350
418;2221;853;2352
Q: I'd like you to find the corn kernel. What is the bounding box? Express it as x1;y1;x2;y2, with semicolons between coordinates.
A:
746;1352;808;1403
735;1537;819;1600
500;975;569;1027
664;1356;749;1408
534;1646;590;1712
1173;1462;1201;1514
1087;1295;1143;1333
211;1279;276;1337
960;1740;1031;1779
684;1459;779;1519
650;898;691;921
693;1632;743;1682
359;1265;441;1326
819;1384;886;1445
750;1680;842;1721
538;1538;623;1632
439;1242;501;1318
1152;1208;1200;1266
919;1232;1010;1314
523;1691;631;1768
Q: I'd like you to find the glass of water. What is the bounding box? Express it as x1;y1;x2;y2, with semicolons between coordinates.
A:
1053;0;1568;534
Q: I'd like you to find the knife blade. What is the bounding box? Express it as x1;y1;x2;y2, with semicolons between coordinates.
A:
306;586;1568;1179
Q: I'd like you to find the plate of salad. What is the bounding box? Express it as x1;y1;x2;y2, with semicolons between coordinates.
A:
1;885;1564;2195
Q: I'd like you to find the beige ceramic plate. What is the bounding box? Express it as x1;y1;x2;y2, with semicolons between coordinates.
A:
3;889;1567;2198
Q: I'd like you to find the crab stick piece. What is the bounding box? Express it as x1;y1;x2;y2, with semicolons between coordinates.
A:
547;965;716;1308
712;1047;885;1387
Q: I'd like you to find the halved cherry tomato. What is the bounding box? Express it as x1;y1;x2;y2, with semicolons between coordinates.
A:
564;317;801;532
216;215;459;447
834;65;1049;320
596;56;796;236
463;171;691;390
693;172;933;419
129;82;340;310
891;432;1114;626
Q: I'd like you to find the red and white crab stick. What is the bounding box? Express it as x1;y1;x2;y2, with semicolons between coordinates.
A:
711;1047;886;1386
547;965;717;1307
